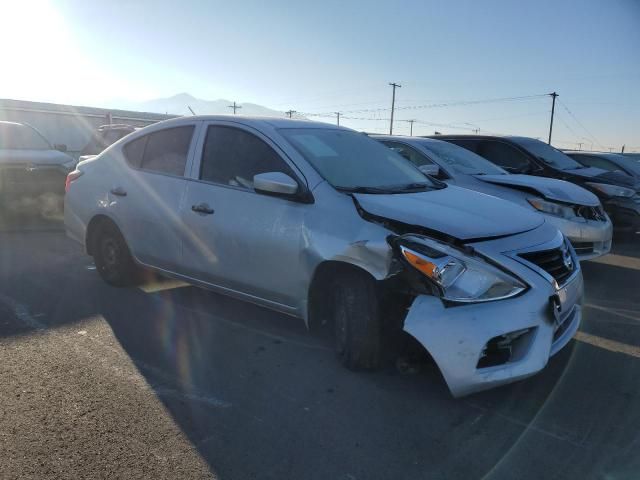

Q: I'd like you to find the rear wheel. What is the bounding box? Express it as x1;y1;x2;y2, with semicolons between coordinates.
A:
332;270;382;370
93;222;139;287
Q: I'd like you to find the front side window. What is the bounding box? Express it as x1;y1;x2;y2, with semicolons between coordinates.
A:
0;123;51;150
419;140;507;175
476;141;532;173
571;154;618;172
280;128;434;191
383;141;432;167
511;137;582;171
200;125;295;189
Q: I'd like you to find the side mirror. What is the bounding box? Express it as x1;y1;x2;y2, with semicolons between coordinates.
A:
254;172;299;196
54;143;68;152
418;164;440;176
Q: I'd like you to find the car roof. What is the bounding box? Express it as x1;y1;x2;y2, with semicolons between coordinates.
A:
149;115;349;131
371;134;447;145
563;151;626;159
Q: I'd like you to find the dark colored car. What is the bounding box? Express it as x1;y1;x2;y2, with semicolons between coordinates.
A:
564;151;640;182
79;124;137;161
432;135;640;234
0;121;75;219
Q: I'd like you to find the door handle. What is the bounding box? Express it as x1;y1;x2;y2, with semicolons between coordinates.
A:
191;203;214;215
110;187;127;197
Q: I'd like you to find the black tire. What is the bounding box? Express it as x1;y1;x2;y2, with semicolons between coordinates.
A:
332;270;382;370
92;221;139;287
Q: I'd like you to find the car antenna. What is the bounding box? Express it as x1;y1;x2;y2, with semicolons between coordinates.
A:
187;105;196;116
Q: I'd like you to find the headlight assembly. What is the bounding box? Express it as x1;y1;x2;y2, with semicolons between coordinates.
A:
585;182;636;198
527;198;576;219
397;236;526;303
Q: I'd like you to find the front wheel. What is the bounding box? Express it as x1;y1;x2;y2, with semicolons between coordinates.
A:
332;270;382;370
93;222;139;287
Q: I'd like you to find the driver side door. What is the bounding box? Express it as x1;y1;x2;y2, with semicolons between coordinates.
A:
179;122;309;312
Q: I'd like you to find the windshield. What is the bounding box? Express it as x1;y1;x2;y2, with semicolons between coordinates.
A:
512;137;582;171
420;140;508;176
280;128;436;191
0;123;51;150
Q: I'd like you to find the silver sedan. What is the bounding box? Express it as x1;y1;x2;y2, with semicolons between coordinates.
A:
65;116;582;397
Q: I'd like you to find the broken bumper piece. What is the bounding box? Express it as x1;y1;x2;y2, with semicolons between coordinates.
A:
403;273;583;397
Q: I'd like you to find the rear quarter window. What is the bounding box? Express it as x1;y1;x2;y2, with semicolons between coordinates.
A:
123;135;148;168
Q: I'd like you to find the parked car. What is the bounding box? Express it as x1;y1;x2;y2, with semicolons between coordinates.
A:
78;124;137;163
622;153;640;161
433;135;640;234
564;151;640;182
374;135;612;259
0;120;75;218
65;116;583;397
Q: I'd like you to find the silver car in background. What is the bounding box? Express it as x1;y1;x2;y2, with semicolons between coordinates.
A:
65;116;583;397
375;135;612;260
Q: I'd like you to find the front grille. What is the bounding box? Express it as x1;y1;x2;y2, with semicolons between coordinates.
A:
571;241;594;256
0;166;66;196
576;205;606;221
519;243;576;285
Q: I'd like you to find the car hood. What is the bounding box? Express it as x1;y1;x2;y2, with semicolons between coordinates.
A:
0;149;73;166
475;174;600;206
564;167;639;188
354;185;544;241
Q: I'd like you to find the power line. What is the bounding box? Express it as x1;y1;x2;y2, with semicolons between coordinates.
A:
309;93;549;116
557;100;604;149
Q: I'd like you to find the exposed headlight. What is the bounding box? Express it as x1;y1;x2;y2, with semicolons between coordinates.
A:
527;197;576;219
585;182;636;198
398;236;526;303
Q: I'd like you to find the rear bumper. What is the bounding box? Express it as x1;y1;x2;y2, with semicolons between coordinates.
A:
403;272;583;397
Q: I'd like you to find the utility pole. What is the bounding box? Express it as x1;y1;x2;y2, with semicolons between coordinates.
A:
407;119;415;136
621;145;625;153
577;142;583;151
227;101;242;115
473;128;480;134
187;106;196;116
285;110;296;118
547;92;558;145
335;112;341;126
389;82;401;134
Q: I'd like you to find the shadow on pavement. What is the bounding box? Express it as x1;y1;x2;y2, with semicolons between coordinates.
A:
1;223;639;479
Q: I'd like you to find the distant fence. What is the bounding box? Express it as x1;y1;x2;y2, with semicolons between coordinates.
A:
0;99;176;159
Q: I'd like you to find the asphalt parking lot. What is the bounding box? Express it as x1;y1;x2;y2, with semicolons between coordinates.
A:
1;219;639;479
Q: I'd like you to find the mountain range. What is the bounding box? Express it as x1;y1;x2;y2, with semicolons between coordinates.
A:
114;93;295;118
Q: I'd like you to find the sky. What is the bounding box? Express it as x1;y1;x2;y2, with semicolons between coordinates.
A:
1;0;639;151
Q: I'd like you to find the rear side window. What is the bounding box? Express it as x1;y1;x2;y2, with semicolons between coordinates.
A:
123;136;147;168
476;141;531;172
123;126;194;176
200;126;294;189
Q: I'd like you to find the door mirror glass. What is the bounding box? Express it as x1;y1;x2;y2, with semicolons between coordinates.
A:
254;172;299;196
418;164;440;176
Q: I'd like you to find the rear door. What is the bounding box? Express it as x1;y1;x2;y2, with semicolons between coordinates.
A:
115;123;199;271
180;122;308;310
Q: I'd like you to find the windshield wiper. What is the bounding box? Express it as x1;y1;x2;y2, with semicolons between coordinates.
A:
336;182;434;194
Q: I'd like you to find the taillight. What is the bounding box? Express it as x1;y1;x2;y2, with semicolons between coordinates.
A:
65;169;83;192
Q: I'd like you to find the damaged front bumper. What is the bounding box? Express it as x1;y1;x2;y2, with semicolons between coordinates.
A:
401;236;583;398
543;214;612;260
